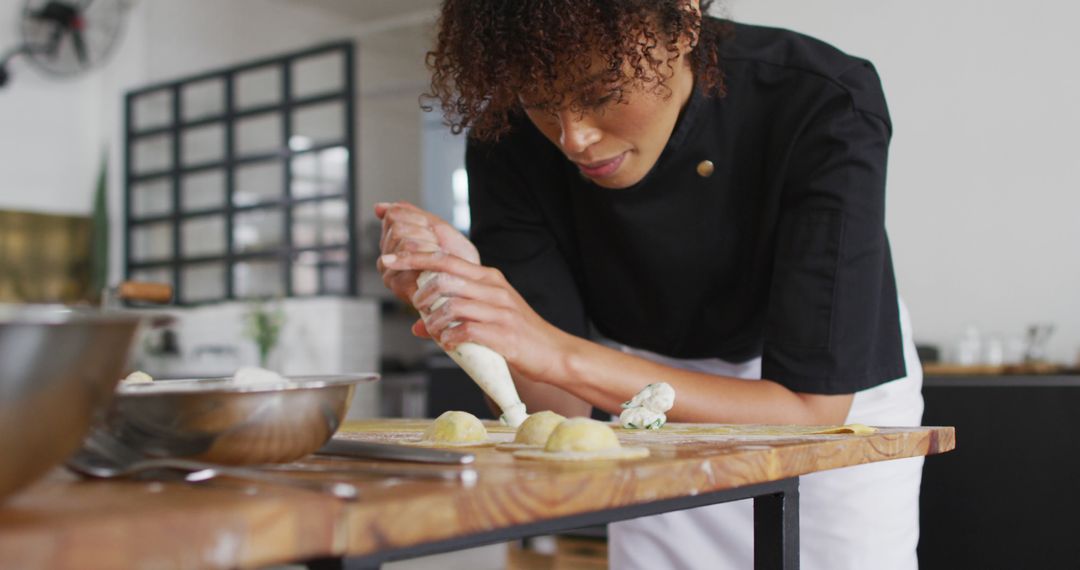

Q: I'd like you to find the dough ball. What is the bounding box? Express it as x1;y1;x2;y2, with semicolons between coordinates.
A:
123;371;154;384
232;366;286;385
423;411;488;443
544;418;621;453
513;411;567;445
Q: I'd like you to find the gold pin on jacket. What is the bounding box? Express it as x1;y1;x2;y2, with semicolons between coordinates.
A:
697;160;714;177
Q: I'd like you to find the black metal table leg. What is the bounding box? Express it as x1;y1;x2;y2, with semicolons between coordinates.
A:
754;477;800;570
305;557;345;570
307;557;380;570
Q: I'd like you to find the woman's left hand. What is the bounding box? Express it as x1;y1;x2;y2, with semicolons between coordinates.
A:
380;250;571;382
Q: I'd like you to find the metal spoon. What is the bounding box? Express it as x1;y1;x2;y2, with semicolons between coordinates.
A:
67;429;359;500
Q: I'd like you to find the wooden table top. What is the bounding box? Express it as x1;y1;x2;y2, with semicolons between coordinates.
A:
0;419;954;570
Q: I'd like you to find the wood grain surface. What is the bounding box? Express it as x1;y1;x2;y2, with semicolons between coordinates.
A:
0;420;954;570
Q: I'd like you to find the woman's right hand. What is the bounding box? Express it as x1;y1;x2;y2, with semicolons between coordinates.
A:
374;201;479;335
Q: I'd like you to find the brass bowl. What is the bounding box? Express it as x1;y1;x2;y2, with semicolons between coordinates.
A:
0;305;142;503
99;374;379;465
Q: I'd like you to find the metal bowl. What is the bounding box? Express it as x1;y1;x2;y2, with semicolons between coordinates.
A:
0;304;142;503
98;374;379;465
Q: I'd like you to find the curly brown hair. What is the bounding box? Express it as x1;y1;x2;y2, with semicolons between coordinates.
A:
424;0;730;141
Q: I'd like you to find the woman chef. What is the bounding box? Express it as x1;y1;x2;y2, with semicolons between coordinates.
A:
376;1;924;569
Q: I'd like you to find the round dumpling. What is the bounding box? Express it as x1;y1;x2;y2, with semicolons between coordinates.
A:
122;371;154;384
513;417;649;462
544;418;621;452
232;366;286;386
513;411;567;445
422;411;488;444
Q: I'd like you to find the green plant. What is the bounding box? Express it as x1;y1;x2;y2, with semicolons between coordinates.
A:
243;299;285;368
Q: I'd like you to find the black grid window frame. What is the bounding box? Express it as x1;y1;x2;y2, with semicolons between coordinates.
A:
123;41;358;305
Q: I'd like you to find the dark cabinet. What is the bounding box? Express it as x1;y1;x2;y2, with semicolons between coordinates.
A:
919;376;1080;569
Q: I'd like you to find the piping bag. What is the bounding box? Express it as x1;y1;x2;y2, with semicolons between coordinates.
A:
417;270;528;427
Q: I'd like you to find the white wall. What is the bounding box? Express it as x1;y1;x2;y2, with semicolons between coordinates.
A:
137;1;354;83
0;0;107;215
355;23;432;298
726;1;1080;363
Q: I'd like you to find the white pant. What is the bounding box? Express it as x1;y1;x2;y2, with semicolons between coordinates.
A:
607;300;924;570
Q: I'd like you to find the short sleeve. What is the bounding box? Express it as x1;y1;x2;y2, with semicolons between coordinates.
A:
761;80;906;394
466;136;589;339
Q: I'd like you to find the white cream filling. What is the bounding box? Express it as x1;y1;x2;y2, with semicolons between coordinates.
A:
619;406;667;430
620;382;676;429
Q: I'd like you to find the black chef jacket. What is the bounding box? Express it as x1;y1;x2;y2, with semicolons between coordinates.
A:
465;20;906;395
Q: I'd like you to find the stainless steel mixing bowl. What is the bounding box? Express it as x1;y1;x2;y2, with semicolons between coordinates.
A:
97;373;379;465
0;304;142;503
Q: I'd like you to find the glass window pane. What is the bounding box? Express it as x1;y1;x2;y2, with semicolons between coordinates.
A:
233;208;284;252
292;199;348;249
234;162;282;206
182;216;225;258
292;51;344;98
181;262;225;303
181;170;225;211
236;113;282;157
132;134;173;174
235;66;281;110
293;249;348;295
132;89;172;131
291;147;348;198
292;102;344;147
322;263;347;294
234;260;284;298
130;222;172;262
182;124;224;166
131;179;171;218
182;79;224;121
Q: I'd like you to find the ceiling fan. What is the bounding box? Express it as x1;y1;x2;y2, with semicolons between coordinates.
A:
0;0;129;88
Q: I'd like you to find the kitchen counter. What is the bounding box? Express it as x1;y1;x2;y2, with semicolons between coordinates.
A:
924;373;1080;387
0;420;954;570
919;373;1079;569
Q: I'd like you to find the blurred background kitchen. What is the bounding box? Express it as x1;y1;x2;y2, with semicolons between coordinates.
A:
1;0;1077;568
